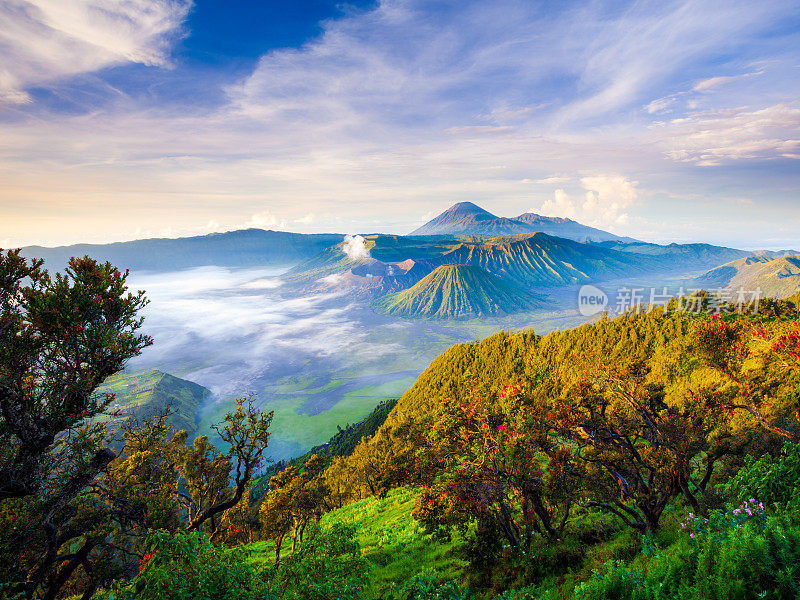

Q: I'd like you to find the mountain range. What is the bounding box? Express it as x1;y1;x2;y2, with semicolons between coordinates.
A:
696;254;800;299
21;229;342;272
409;201;638;243
18;201;774;320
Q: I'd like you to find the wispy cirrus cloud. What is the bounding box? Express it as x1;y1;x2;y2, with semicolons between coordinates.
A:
0;0;799;248
0;0;191;105
657;104;800;165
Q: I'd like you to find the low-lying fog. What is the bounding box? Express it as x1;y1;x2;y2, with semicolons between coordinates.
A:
122;266;589;459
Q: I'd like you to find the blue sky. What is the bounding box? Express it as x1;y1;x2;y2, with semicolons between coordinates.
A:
0;0;799;249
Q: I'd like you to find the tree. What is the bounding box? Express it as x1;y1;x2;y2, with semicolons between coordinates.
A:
694;315;800;442
259;455;329;568
0;251;151;599
554;360;715;532
414;385;574;553
107;397;273;542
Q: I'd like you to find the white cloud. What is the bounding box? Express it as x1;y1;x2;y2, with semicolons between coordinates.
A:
645;96;680;114
656;103;800;165
341;234;370;260
0;0;798;247
534;175;572;184
0;0;190;104
693;70;763;92
540;189;577;219
294;213;316;225
539;175;639;230
245;211;287;230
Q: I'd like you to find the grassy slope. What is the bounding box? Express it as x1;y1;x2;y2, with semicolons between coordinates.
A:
99;369;210;436
439;233;654;286
696;254;800;299
248;488;465;594
200;375;417;461
374;264;546;319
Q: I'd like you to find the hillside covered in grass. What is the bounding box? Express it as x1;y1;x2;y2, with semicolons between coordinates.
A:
98;368;210;437
697;254;800;298
373;264;546;319
103;294;800;600
8;244;800;600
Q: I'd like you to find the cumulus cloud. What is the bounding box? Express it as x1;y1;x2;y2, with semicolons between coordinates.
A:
656;104;800;165
541;189;577;219
245;211;287;230
539;175;639;230
341;235;370;260
0;0;191;105
0;0;798;247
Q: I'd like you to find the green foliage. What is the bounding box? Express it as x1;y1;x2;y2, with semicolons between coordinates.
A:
728;442;800;506
121;530;265;600
382;573;472;600
574;510;800;600
0;251;152;599
319;487;466;592
265;522;371;600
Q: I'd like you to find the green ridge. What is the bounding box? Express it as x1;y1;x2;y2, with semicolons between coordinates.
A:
696;254;800;298
98;368;210;437
373;264;545;319
438;232;651;286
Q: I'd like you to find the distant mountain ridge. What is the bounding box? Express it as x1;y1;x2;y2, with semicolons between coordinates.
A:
21;229;343;272
436;232;653;286
593;240;752;272
696;254;800;299
409;201;637;243
98;369;211;439
373;264;546;319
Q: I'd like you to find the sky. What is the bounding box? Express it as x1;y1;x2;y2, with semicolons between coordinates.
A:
1;0;799;249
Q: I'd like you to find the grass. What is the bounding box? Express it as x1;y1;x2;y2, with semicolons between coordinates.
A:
98;368;209;437
247;487;466;594
199;375;417;461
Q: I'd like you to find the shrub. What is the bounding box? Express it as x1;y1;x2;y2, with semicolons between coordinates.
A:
383;573;472;600
267;522;371;600
119;530;266;600
574;510;800;600
728;442;800;506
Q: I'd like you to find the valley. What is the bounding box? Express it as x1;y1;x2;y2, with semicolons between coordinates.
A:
22;202;799;462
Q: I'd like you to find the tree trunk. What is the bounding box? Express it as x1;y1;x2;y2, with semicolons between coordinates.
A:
274;534;284;568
